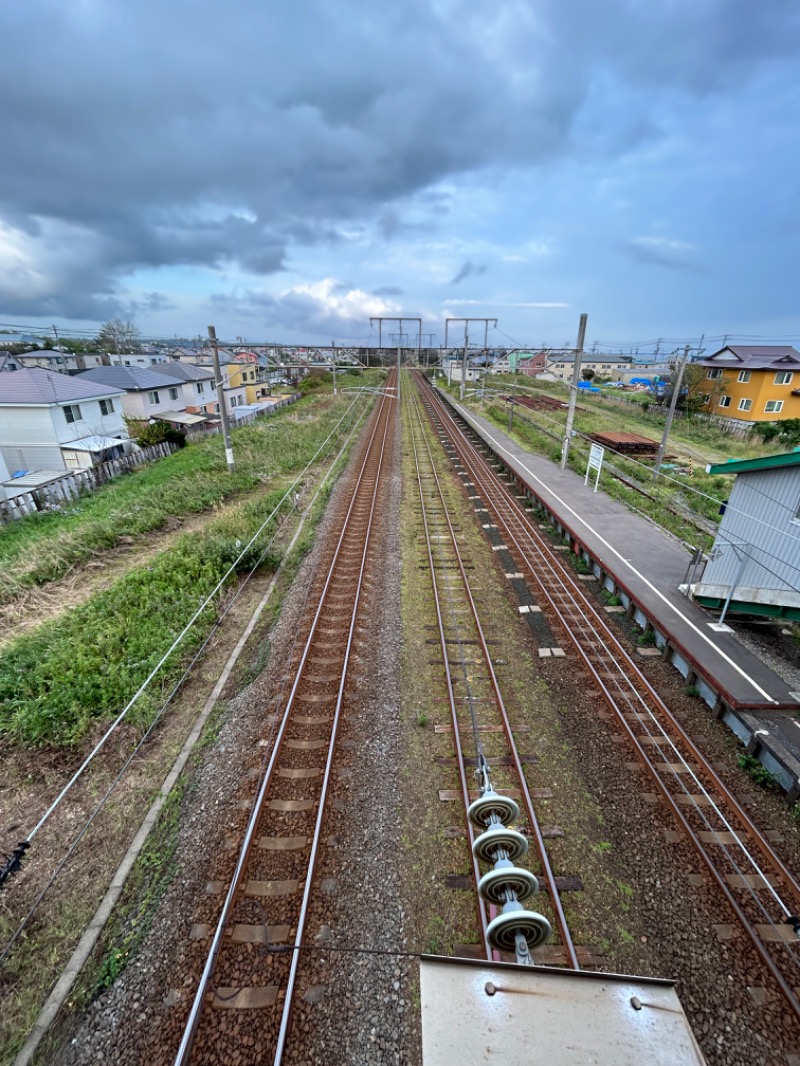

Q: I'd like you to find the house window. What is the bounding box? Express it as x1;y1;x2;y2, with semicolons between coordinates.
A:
99;398;114;416
774;372;793;385
196;382;205;394
63;403;82;423
738;398;753;412
699;394;710;406
707;368;722;379
718;396;731;408
601;364;610;369
169;387;179;400
737;370;751;383
148;390;160;405
765;399;784;413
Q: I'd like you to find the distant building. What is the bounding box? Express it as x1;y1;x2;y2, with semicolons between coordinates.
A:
695;346;800;424
692;450;800;620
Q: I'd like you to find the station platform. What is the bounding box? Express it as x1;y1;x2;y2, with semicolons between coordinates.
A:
438;391;800;796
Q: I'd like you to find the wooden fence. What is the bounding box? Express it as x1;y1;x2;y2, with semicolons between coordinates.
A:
0;393;303;524
0;442;179;524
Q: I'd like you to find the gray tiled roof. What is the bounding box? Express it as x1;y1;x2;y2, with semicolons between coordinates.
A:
77;366;185;391
150;362;215;383
0;367;123;404
702;345;800;368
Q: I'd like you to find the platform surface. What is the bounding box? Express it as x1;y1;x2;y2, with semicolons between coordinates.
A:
444;394;799;716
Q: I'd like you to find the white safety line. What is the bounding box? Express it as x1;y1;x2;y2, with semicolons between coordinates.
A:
451;400;776;704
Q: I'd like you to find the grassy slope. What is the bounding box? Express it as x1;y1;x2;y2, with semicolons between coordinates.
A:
0;376;379;746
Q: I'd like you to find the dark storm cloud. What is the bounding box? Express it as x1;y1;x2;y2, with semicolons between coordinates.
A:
1;0;799;317
450;262;487;285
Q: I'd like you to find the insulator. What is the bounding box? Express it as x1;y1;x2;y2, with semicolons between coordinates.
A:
478;865;539;904
487;900;551;953
467;789;520;830
472;822;528;864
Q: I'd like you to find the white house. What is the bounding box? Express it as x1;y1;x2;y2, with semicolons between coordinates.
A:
77;366;193;422
150;362;218;418
0;368;128;475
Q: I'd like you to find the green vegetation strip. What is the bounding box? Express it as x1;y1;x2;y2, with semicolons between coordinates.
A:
0;379;378;748
0;371;376;604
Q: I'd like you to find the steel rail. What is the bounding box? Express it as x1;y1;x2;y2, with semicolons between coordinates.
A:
419;373;800;1023
405;374;491;957
273;376;396;1063
425;377;800;910
408;373;580;968
174;379;395;1065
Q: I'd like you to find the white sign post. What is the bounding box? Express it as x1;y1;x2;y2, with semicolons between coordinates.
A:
585;443;604;492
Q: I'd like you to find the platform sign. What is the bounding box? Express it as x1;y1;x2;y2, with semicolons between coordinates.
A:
585;443;604;492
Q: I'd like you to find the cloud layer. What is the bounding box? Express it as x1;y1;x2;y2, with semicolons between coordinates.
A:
0;0;799;333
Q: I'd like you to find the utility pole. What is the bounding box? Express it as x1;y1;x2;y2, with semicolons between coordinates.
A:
369;317;422;366
508;369;518;433
461;327;469;400
331;341;337;395
560;313;588;470
208;325;234;473
654;344;691;478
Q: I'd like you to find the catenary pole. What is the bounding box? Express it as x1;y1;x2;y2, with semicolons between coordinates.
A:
208;325;235;473
654;343;691;478
560;313;588;469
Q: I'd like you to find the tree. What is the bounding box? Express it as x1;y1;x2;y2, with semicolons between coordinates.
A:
581;368;596;382
681;364;726;415
96;319;140;353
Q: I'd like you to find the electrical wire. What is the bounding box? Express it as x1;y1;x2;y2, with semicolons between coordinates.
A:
20;394;368;846
0;395;372;969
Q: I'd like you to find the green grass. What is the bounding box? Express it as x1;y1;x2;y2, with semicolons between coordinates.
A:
0;488;287;746
0;379;379;747
0;376;383;604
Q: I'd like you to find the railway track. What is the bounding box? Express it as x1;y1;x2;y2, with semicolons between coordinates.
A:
417;371;800;1029
405;373;579;969
173;373;397;1065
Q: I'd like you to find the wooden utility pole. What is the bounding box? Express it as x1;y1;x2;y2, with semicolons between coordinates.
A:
560;313;588;469
654;344;691;478
208;325;234;473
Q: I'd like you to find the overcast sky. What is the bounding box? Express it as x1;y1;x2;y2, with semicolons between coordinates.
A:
1;0;799;350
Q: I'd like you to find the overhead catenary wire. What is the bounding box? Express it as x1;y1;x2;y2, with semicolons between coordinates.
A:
0;393;372;968
15;392;370;851
486;381;800;568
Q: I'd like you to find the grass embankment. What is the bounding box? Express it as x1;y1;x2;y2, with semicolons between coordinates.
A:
0;370;379;605
441;374;751;547
0;381;377;747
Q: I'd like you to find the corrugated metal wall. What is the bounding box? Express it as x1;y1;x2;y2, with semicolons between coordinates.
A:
703;468;800;592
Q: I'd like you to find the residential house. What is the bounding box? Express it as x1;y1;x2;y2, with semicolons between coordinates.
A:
692;450;800;620
544;353;636;382
167;348;249;411
696;346;800;424
149;362;218;425
0;368;127;477
518;352;548;377
77;366;194;424
0;352;22;372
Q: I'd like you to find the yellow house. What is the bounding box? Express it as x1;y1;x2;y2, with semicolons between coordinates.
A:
698;345;800;423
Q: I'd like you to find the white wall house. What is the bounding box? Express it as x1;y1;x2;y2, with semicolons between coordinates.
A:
0;368;127;475
77;366;191;421
150;362;217;416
